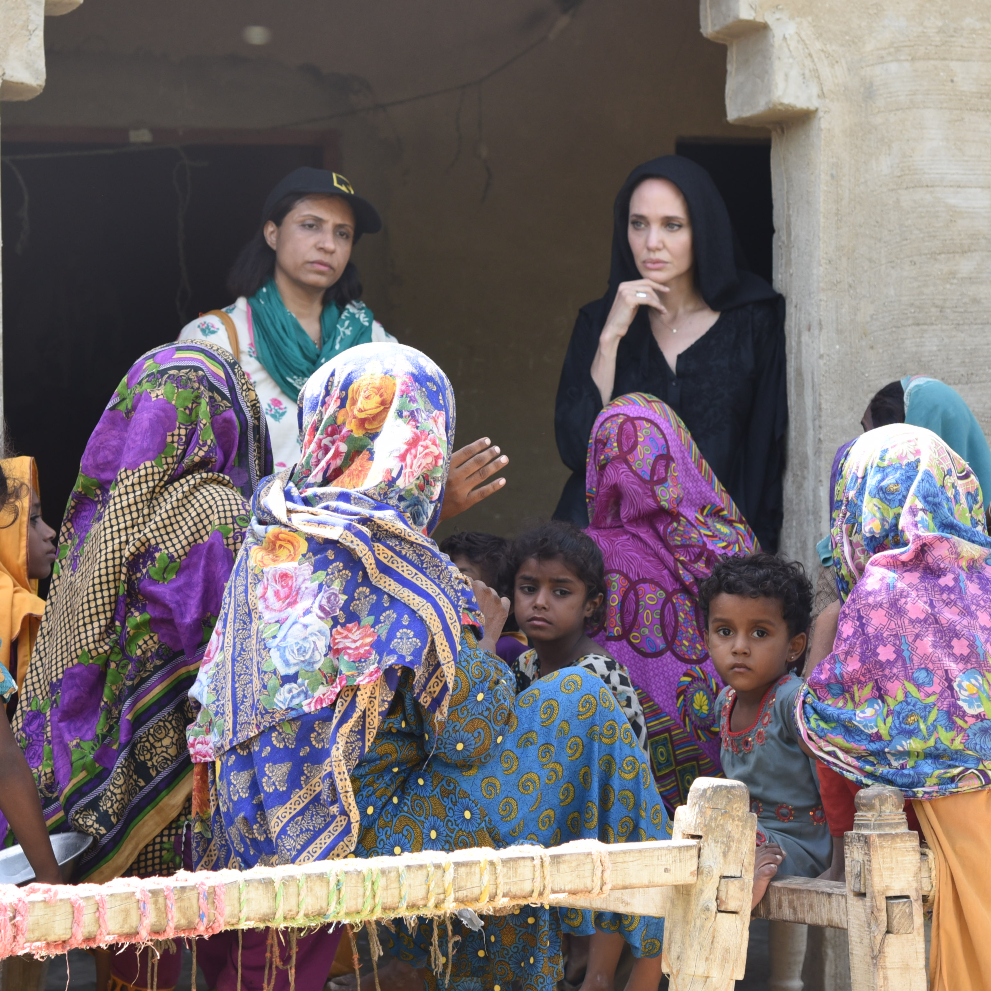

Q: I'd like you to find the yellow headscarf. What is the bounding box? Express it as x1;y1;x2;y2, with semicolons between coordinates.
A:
0;457;46;693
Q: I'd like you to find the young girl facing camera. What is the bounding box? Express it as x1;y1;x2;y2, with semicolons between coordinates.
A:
700;553;832;991
509;521;654;991
508;520;646;751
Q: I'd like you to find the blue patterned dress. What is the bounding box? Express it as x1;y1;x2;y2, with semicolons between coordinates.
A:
200;634;668;990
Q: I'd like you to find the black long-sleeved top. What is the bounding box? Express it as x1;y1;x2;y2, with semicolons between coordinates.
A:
553;297;787;551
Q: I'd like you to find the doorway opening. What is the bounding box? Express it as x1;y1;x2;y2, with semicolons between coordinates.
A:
675;138;774;285
1;131;336;528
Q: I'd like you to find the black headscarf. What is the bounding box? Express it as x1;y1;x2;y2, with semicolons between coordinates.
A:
553;155;786;548
606;155;779;312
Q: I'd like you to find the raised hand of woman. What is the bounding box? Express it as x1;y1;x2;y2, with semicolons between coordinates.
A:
591;279;669;405
472;579;510;655
439;438;508;521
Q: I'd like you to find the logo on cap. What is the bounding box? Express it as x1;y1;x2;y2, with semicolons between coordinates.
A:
332;173;355;195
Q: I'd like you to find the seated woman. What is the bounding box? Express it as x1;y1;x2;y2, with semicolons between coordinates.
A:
12;342;271;991
862;375;991;507
810;377;991;853
797;424;991;991
0;456;55;696
187;343;670;991
584;393;758;810
554;156;785;552
815;374;991;618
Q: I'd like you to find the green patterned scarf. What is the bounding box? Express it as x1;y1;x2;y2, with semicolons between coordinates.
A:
248;278;375;400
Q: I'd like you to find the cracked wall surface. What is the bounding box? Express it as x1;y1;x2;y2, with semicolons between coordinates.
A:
705;0;991;565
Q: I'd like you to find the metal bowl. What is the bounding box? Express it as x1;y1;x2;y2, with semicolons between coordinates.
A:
0;832;93;885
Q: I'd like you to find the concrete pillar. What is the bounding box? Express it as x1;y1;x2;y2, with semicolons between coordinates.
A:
0;0;82;436
702;0;991;565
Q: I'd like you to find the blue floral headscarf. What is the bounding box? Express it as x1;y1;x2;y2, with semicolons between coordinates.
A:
187;343;480;857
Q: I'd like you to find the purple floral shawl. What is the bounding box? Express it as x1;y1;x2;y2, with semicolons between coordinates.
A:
12;343;270;881
586;393;757;766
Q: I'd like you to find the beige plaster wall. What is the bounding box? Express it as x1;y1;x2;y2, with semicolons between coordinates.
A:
2;0;765;539
706;0;991;565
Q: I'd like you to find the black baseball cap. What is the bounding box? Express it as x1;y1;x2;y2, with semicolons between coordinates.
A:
261;167;382;238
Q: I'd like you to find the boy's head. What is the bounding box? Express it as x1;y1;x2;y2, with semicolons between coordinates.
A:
699;553;812;693
508;521;606;644
438;531;510;592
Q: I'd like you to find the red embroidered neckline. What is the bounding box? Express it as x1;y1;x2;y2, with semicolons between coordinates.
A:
722;674;790;738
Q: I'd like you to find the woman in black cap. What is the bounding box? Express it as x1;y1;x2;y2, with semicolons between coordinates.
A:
180;167;508;515
553;155;786;551
179;167;394;471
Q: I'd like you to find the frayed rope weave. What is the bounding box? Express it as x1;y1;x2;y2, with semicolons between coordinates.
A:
0;870;236;958
0;841;613;958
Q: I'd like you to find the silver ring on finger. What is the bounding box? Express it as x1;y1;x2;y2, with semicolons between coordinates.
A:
635;291;649;298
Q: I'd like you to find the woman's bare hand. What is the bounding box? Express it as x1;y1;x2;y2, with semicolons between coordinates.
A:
600;279;669;349
591;279;670;405
472;579;510;654
440;438;508;521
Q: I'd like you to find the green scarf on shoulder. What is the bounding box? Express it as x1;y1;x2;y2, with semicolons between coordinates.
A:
248;278;375;400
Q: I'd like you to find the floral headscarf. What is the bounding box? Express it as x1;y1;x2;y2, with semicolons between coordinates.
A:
585;394;756;765
13;342;269;881
188;343;480;860
797;424;991;798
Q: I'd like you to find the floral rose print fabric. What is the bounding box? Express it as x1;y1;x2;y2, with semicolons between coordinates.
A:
797;424;991;798
187;343;481;861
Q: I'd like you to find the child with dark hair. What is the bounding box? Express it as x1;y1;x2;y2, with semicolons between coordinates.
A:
438;530;529;668
699;552;830;989
509;520;660;991
508;520;646;751
0;461;61;886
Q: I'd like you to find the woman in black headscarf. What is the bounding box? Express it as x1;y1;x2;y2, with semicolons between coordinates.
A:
554;155;786;551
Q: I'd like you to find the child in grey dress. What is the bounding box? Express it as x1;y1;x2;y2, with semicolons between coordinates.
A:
700;553;832;991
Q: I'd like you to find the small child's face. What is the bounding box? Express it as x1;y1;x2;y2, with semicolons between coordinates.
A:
27;492;57;581
705;593;806;695
451;554;498;590
514;555;599;644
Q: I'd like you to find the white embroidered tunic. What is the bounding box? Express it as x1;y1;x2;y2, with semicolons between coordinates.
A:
178;297;394;470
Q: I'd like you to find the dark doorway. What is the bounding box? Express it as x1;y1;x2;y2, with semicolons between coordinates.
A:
675;139;774;286
1;139;325;530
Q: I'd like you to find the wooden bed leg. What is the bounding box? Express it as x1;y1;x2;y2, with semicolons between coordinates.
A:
844;785;927;991
662;777;756;990
0;953;48;991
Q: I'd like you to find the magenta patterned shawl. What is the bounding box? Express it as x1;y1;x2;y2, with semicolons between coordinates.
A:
586;393;758;766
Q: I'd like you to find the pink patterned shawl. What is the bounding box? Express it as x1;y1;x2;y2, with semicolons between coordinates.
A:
796;424;991;798
586;393;758;766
